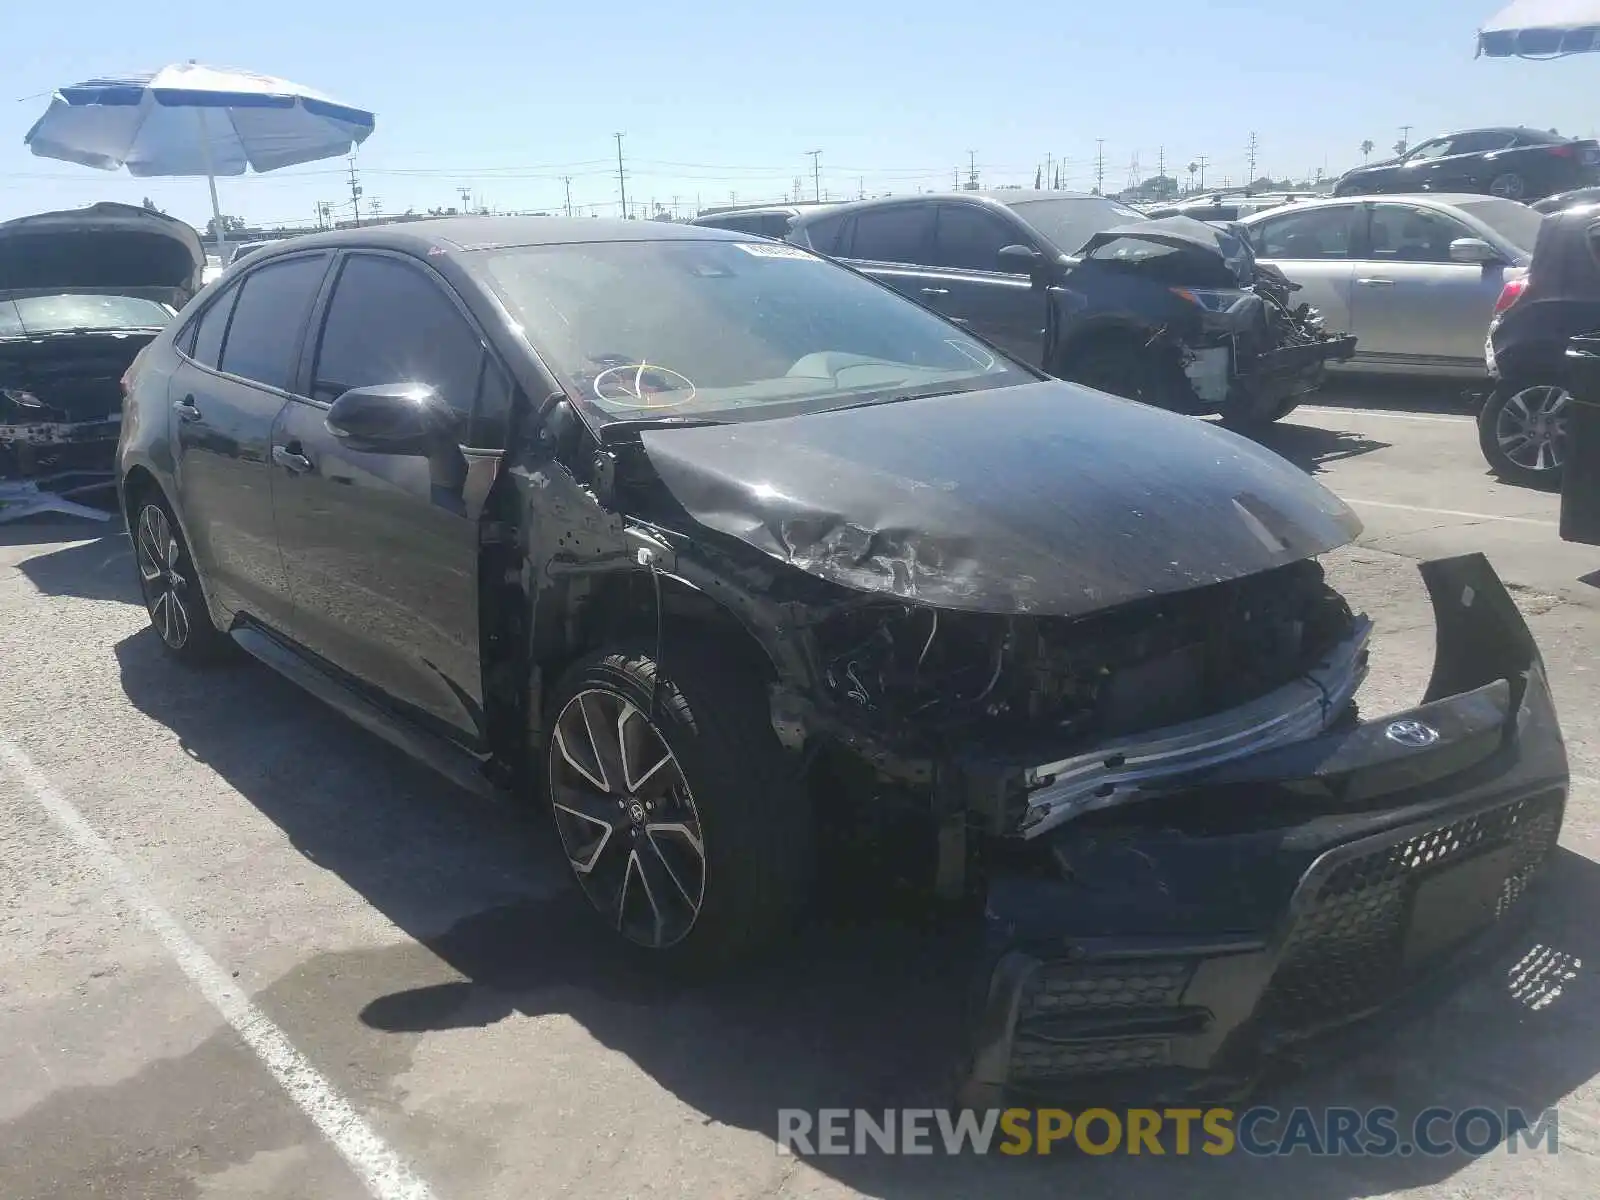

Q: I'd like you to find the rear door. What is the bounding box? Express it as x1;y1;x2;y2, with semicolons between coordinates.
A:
836;202;939;303
168;252;331;627
1247;204;1359;334
270;250;508;745
925;202;1045;364
1349;202;1513;367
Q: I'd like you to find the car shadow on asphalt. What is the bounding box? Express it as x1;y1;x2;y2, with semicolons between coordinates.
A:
14;531;138;605
1245;421;1391;475
113;626;1600;1200
1314;374;1485;416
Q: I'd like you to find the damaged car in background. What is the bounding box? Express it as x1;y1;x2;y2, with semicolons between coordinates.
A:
2;202;200;519
1037;215;1357;427
117;219;1566;1105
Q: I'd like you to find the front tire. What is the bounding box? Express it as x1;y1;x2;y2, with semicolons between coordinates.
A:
1060;343;1188;411
1478;380;1570;488
544;641;813;968
131;494;231;662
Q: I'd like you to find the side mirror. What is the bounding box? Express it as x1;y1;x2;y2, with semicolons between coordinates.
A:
999;243;1052;289
1450;237;1502;265
326;383;458;455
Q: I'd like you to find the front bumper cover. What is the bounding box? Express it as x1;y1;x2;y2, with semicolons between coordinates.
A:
960;553;1568;1103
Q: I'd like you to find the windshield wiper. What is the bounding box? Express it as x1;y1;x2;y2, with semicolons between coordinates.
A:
813;387;970;416
598;414;727;442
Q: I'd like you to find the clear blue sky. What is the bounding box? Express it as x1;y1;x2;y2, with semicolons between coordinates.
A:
3;0;1596;228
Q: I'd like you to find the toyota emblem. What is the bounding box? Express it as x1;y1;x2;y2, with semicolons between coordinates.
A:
1385;719;1440;748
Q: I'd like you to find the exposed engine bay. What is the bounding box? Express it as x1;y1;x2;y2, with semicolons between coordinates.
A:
813;559;1357;749
1;333;150;485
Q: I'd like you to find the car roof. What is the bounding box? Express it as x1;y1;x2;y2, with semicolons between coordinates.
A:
1237;193;1515;221
243;216;751;261
789;189;1114;225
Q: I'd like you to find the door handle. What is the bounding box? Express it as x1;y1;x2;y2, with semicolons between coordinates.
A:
920;287;950;296
1356;277;1397;286
173;396;202;421
272;445;313;474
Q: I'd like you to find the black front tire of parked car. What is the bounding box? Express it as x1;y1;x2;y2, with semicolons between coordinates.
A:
1220;392;1299;430
1477;379;1569;489
543;640;814;969
129;491;232;663
1060;343;1188;412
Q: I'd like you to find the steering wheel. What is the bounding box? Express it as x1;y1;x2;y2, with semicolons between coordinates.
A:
589;360;697;409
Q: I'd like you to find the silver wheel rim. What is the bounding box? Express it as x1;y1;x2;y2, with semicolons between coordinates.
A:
1490;173;1525;199
134;504;192;649
549;688;706;949
1495;385;1570;472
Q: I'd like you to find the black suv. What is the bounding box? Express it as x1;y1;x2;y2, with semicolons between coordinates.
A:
789;192;1354;426
1481;202;1600;486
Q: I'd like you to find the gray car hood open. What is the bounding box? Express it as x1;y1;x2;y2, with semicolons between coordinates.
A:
640;380;1361;617
0;201;205;308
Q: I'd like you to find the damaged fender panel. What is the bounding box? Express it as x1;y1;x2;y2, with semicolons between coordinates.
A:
640;379;1360;616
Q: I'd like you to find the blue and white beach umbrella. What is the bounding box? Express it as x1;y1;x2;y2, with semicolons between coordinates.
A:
24;61;374;251
1479;0;1600;57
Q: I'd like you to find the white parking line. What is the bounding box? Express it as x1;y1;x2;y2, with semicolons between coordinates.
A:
1302;405;1472;424
1342;497;1559;527
0;738;437;1200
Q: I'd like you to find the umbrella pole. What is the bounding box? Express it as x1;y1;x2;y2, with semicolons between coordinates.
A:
195;107;228;263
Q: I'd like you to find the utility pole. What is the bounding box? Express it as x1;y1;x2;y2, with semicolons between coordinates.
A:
1398;124;1412;155
1196;155;1209;191
1094;139;1106;195
1127;152;1140;192
346;155;363;228
858;177;865;199
806;149;822;202
1045;153;1054;190
562;176;573;217
1246;131;1259;182
614;132;629;218
458;186;471;214
967;150;979;191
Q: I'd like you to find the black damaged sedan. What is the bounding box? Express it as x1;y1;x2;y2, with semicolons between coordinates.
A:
116;218;1567;1101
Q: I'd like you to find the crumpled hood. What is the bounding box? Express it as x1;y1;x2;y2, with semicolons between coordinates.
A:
639;380;1361;616
0;201;205;306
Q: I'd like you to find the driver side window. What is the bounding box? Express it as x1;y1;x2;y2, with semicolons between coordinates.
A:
312;254;504;446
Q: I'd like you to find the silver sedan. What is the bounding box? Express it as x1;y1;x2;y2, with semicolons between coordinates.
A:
1238;194;1543;378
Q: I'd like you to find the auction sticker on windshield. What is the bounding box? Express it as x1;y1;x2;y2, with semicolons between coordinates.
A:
735;243;817;260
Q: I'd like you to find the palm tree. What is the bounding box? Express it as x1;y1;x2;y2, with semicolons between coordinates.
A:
1360;139;1374;163
1186;161;1198;193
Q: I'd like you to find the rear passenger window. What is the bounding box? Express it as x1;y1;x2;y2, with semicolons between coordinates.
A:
1252;208;1354;259
217;255;329;390
187;285;238;368
847;205;934;264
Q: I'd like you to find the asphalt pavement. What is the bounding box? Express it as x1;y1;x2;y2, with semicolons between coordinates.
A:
3;385;1599;1199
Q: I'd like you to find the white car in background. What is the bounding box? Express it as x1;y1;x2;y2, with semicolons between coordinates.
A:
1238;194;1543;378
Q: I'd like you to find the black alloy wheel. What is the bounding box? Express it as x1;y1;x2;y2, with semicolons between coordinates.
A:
132;497;228;661
544;642;814;967
549;688;707;950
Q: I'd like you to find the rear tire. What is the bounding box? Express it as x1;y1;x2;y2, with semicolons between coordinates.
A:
1477;380;1569;489
1488;172;1528;200
543;639;814;970
129;491;232;663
